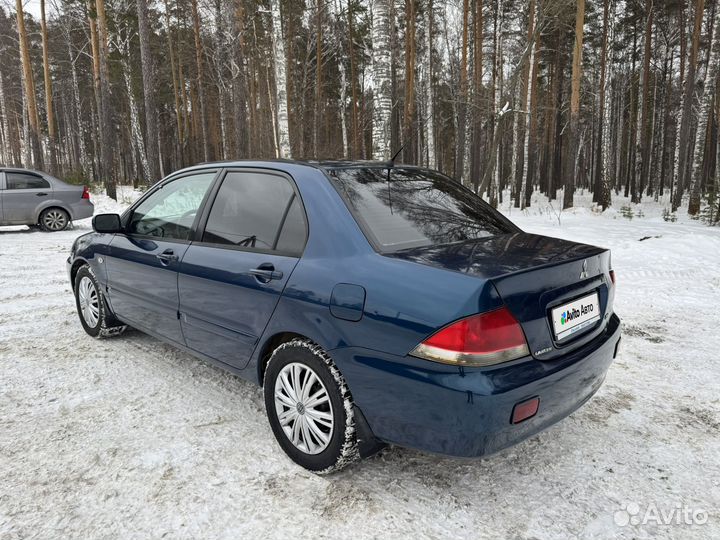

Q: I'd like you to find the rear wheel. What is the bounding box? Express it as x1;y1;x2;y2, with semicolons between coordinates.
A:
263;339;359;473
73;265;126;338
39;207;69;231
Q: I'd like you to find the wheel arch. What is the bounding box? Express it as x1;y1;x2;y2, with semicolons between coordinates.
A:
256;331;312;385
69;258;89;289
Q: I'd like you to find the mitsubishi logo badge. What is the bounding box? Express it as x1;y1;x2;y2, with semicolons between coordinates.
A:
580;260;589;279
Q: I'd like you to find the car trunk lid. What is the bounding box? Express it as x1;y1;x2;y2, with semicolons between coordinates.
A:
386;232;614;360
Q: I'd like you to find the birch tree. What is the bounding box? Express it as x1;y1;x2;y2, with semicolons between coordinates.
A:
424;0;436;168
688;3;720;215
563;0;585;209
269;0;291;158
370;0;393;160
672;0;705;212
136;0;160;181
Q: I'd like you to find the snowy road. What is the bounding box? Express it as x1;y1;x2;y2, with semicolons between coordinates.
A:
1;194;719;539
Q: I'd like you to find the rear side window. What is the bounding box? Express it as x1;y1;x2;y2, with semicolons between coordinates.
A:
202;171;307;255
328;168;516;252
6;172;50;190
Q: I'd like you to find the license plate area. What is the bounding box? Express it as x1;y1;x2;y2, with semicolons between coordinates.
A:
550;291;601;342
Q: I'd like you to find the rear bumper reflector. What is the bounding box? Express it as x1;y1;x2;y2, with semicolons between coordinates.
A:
511;396;540;424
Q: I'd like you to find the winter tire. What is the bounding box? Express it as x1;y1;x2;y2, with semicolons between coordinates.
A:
39;207;70;231
264;339;359;474
73;265;126;338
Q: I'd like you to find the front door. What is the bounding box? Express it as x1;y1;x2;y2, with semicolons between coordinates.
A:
2;171;52;223
178;169;308;369
105;171;217;344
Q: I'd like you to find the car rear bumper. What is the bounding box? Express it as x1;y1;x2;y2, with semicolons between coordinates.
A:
68;200;94;221
330;313;621;457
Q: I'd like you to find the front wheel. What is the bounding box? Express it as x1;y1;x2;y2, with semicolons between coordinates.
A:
73;265;126;338
263;339;359;473
39;207;70;231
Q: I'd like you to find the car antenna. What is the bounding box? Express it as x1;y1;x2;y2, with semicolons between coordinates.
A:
385;146;403;215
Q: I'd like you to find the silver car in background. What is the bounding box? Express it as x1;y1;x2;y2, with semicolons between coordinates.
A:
0;168;94;231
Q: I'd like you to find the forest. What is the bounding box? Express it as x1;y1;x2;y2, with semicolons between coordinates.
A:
1;0;719;220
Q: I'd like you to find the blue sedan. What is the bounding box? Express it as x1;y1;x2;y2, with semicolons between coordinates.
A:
67;161;621;473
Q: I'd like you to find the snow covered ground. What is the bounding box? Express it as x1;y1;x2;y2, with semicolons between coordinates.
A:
1;187;719;539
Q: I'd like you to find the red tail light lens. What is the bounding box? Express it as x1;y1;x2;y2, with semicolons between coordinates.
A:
410;307;529;367
82;186;90;200
609;269;616;285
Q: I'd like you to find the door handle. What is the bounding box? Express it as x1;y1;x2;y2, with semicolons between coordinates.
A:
156;249;179;265
249;264;283;282
36;192;48;196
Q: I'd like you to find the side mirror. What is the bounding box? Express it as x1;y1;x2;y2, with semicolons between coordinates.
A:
92;213;123;233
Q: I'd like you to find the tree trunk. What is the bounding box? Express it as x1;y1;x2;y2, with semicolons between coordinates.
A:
95;0;116;199
191;0;210;162
231;0;248;159
513;0;535;206
689;3;720;215
16;0;44;170
314;0;323;157
455;0;470;180
0;70;9;166
347;0;360;158
269;0;292;158
402;0;416;163
673;0;706;211
469;0;483;190
521;5;539;210
637;2;654;202
563;0;585;210
67;37;90;179
425;0;436;168
136;0;160;181
594;0;612;209
371;0;393;159
40;0;57;174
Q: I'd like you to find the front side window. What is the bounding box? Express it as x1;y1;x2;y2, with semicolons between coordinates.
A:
202;171;307;255
328;167;517;252
6;172;50;190
128;172;216;240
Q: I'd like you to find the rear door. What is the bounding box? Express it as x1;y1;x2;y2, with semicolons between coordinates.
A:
2;171;52;223
105;170;217;344
178;169;307;369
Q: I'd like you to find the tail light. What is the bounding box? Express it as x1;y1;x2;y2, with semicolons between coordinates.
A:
609;269;616;285
82;186;90;200
410;307;529;367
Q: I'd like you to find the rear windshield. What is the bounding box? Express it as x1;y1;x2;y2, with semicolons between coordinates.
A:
328;167;517;252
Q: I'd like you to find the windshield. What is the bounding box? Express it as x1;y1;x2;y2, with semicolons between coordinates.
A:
328;167;518;252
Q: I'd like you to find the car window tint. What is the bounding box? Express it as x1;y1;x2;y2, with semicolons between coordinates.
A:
128;172;215;240
203;171;306;254
275;196;307;254
6;172;50;190
329;167;516;252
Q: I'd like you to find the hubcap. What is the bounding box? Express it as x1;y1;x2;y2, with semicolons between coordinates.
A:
77;276;100;327
274;362;334;455
43;210;67;231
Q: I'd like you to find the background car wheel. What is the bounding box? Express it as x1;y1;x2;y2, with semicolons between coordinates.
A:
39;208;70;231
73;265;126;338
264;339;359;474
